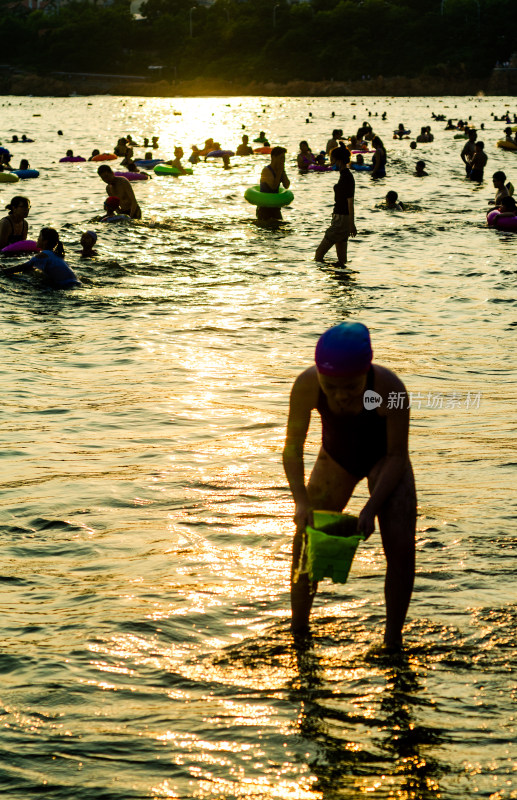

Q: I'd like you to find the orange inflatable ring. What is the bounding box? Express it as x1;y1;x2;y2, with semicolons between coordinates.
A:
91;153;117;161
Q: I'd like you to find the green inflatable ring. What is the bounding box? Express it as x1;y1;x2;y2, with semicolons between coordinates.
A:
306;510;364;584
154;164;193;176
244;184;294;207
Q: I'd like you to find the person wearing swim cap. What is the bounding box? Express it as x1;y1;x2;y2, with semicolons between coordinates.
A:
101;196;128;223
79;230;98;258
283;322;417;649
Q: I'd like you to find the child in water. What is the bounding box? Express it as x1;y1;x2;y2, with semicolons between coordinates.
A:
80;230;98;258
189;145;201;164
283;322;417;648
415;160;428;177
384;190;405;210
101;196;127;222
165;147;188;175
2;228;81;288
496;195;517;216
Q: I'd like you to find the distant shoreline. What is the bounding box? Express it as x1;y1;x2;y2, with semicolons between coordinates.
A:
1;72;507;98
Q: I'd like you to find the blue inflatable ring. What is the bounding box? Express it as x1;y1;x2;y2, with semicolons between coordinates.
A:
11;169;39;179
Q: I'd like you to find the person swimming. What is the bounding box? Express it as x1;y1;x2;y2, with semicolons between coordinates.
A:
2;227;81;288
236;135;253;156
80;230;98;258
297;141;316;170
0;195;30;250
165;147;188;174
283;321;417;647
415;160;428;177
385;190;404;210
496;195;517;216
189;145;201;164
101;196;128;222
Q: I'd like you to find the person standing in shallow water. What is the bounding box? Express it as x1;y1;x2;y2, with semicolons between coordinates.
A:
97;165;141;219
314;144;356;267
283;322;417;649
256;146;290;222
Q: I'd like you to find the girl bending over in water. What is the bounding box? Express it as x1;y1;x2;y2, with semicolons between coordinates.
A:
2;228;81;288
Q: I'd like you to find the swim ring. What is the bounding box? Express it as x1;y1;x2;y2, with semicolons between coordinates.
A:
206;150;234;158
454;133;468;139
101;215;130;223
0;172;19;183
496;140;517;151
153;164;193;176
244;185;294;207
2;239;39;255
487;209;517;231
113;171;149;181
11;169;39;179
91;153;117;161
134;159;164;168
307;164;333;172
393;129;411;136
351;163;372;171
253;147;272;155
59;156;86;162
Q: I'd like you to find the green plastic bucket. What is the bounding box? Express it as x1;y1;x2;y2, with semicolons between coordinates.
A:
306;510;364;584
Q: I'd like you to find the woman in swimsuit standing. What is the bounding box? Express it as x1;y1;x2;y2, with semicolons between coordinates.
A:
283;322;417;649
0;196;30;250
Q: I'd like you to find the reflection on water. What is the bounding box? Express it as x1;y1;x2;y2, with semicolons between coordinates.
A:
0;94;515;799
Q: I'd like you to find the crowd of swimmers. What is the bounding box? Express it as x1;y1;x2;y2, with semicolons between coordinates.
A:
1;114;516;284
1;111;516;651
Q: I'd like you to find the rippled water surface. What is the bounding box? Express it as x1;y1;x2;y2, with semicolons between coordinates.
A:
0;95;516;799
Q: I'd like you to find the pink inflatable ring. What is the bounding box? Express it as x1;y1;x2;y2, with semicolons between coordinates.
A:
487;209;517;231
2;240;40;255
59;156;86;163
308;164;333;172
113;171;149;181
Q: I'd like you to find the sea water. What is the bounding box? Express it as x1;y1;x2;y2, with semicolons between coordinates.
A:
0;94;515;799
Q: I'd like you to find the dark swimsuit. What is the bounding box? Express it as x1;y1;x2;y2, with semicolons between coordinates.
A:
371;149;387;178
5;216;27;244
259;165;277;193
317;367;387;479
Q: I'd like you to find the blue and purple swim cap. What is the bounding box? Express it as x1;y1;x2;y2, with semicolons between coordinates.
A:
315;322;373;378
